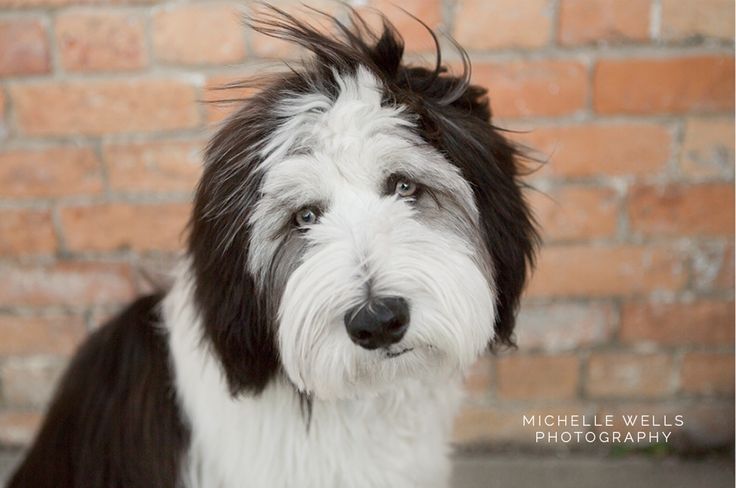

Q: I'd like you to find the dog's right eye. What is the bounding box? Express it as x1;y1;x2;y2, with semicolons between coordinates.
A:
294;207;320;228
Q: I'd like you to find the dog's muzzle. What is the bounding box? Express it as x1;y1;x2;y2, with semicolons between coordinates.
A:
344;297;410;350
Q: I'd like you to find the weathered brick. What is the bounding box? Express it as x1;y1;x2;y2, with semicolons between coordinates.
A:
690;240;735;292
454;403;591;445
363;0;442;53
527;245;687;298
249;0;339;59
463;355;493;399
587;353;674;398
514;123;671;178
594;56;734;114
628;183;734;237
0;410;41;446
680;353;734;395
595;402;734;449
0;18;50;76
0;89;6;138
0;0;156;6
104;140;203;193
661;0;734;41
56;10;147;72
516;301;616;351
454;0;551;49
1;357;68;408
558;0;650;45
60;202;191;252
0;314;86;356
620;300;734;346
474;60;588;118
11;80;199;136
0;147;102;198
497;354;579;400
0;209;57;256
204;73;259;123
153;3;245;65
529;185;619;242
680;117;734;178
0;262;135;306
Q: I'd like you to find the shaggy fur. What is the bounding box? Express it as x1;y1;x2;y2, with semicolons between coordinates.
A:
9;6;537;488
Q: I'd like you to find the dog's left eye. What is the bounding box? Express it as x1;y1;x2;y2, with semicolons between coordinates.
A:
394;179;417;198
294;207;319;228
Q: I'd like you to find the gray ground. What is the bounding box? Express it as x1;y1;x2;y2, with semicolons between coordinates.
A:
1;449;733;487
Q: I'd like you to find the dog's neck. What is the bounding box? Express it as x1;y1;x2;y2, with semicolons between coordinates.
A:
162;260;462;488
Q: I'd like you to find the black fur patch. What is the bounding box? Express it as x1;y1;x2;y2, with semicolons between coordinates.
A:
8;294;188;488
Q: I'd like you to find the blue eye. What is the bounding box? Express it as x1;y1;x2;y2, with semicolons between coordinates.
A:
295;207;319;227
395;180;417;198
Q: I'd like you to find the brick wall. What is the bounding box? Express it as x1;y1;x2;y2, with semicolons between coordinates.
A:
0;0;733;451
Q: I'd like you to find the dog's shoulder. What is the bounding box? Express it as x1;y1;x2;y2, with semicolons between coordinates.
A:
8;293;190;488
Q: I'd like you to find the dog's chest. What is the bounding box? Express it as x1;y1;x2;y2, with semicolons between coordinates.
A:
179;379;460;488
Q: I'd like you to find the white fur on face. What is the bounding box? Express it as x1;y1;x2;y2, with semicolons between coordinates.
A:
250;67;496;399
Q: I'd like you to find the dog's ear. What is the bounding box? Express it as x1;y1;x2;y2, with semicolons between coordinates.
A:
421;88;539;349
188;95;281;396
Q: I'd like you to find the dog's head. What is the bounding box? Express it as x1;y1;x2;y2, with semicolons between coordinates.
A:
188;7;538;399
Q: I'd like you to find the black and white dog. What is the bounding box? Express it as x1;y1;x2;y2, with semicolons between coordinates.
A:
9;6;537;488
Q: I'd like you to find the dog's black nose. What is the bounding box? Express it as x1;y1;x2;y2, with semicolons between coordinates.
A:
344;297;410;350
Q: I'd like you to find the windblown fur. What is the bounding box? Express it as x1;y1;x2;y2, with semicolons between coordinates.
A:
9;5;537;488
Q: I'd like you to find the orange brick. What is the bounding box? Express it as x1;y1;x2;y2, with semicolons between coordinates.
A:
0;0;156;5
104;140;203;193
620;300;734;346
516;123;671;178
680;117;734;178
453;403;590;445
463;355;493;399
0;18;50;76
680;353;734;395
204;73;260;123
587;353;674;398
0;147;102;198
0;262;135;306
497;354;579;400
56;10;147;72
713;241;734;289
1;357;68;408
0;314;86;356
454;0;551;49
363;0;442;53
60;202;191;252
597;402;734;449
594;56;734;114
691;240;735;292
249;0;339;59
0;209;57;256
516;302;616;351
530;186;619;242
474;60;588;118
628;183;734;237
661;0;734;41
0;410;41;446
527;245;687;298
153;3;245;65
558;0;650;45
11;79;199;136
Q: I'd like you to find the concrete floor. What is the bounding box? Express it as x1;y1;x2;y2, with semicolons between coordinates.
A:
1;449;733;487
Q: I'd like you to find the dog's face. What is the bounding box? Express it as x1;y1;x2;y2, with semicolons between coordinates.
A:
188;9;537;399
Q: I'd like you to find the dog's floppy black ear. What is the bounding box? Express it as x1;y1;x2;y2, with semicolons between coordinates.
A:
420;82;539;349
188;93;282;396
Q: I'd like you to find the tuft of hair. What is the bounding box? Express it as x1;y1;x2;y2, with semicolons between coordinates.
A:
190;4;539;394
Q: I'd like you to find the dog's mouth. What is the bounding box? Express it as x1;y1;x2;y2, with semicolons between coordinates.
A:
384;347;414;358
